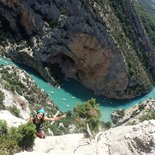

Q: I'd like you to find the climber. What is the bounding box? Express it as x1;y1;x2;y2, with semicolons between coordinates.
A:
29;108;66;139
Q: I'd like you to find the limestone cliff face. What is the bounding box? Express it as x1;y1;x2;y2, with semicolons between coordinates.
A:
0;0;154;99
15;120;155;155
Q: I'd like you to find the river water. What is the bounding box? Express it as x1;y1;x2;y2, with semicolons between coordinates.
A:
0;56;154;122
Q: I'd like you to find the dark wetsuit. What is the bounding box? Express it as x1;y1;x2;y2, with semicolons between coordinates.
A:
33;117;44;132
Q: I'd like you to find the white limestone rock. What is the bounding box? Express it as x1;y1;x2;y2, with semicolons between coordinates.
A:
0;110;26;128
1;88;30;120
15;120;155;155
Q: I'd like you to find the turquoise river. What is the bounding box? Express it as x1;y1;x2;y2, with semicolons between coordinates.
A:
0;56;155;122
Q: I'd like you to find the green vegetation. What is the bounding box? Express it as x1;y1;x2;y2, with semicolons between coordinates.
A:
109;0;153;90
101;121;112;129
0;90;5;110
0;120;36;155
139;110;155;122
1;66;27;95
135;1;155;47
128;120;136;126
114;109;125;117
0;65;59;115
109;0;151;61
0;22;5;45
18;123;36;149
73;98;101;134
131;109;139;117
138;103;145;111
0;120;8;136
93;0;153;98
44;98;103;136
8;105;20;117
49;21;58;28
111;109;125;124
44;110;78;135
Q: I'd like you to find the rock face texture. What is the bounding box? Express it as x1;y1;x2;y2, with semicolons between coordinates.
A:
0;110;26;127
0;64;57;123
0;0;154;99
15;120;155;155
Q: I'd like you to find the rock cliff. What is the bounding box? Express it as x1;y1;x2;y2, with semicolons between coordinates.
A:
15;120;155;155
0;0;155;99
0;64;155;155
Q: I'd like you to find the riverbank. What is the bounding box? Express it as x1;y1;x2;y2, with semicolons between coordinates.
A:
112;98;155;126
1;56;155;123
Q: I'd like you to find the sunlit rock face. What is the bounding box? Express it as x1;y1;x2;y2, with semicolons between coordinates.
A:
0;0;154;99
67;33;128;98
15;120;155;155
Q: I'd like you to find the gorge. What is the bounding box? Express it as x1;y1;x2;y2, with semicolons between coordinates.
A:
0;0;155;100
1;0;155;155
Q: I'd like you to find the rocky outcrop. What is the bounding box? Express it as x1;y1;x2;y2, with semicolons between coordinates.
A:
0;0;154;99
112;98;155;126
0;64;57;120
15;120;155;155
0;110;27;127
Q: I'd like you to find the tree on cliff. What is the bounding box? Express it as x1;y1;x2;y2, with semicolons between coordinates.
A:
73;98;101;136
